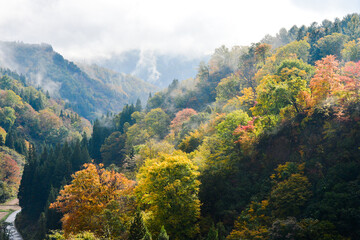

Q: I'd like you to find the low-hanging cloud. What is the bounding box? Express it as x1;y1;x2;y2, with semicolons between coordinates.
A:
132;50;161;84
28;72;62;97
0;44;20;72
0;0;358;61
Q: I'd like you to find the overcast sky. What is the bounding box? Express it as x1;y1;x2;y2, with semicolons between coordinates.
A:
0;0;359;60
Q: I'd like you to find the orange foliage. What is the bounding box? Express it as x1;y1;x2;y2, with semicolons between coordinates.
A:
296;90;314;114
170;108;197;133
0;153;20;185
255;43;271;64
50;163;135;237
310;55;343;106
341;61;360;102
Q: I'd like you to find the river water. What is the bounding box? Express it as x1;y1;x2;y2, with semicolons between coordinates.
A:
5;209;23;240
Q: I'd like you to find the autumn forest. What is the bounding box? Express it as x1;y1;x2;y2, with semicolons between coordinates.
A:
0;12;360;240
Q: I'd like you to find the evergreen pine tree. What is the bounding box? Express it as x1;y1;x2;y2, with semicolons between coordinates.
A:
129;211;147;240
216;222;226;240
81;131;88;148
5;130;14;149
18;144;37;216
36;212;47;240
34;94;45;111
39;146;48;164
0;135;4;146
206;224;218;240
89;119;104;161
45;186;62;230
29;90;35;106
14;138;26;155
136;98;142;112
71;141;82;171
158;226;169;240
53;151;68;188
80;146;90;166
117;104;137;133
143;230;152;240
62;141;72;160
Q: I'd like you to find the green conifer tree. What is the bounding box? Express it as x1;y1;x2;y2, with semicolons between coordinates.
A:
144;231;152;240
129;211;147;240
45;186;62;230
158;226;169;240
136;98;142;112
71;141;82;171
216;222;226;240
37;212;47;240
5;130;14;149
206;224;218;240
81;132;88;148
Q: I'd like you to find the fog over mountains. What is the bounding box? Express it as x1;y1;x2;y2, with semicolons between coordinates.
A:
93;49;209;88
0;41;207;119
0;41;158;119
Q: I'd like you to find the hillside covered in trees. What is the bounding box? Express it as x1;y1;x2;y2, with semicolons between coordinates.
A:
0;69;92;207
0;42;157;120
1;12;360;240
94;49;208;88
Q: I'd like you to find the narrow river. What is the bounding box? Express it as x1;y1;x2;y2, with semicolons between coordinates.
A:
5;210;23;240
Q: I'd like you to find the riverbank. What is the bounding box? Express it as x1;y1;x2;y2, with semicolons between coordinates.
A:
5;209;23;240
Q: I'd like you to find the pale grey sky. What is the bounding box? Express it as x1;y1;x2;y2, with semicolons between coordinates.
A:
0;0;358;60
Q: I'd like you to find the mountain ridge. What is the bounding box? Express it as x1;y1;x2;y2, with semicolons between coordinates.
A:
0;41;157;120
93;49;209;88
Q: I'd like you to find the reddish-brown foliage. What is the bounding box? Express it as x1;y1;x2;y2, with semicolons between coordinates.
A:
170;108;197;133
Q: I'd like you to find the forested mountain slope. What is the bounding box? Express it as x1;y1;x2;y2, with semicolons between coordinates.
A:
13;12;360;240
94;49;208;88
77;63;158;106
0;69;91;210
0;42;156;120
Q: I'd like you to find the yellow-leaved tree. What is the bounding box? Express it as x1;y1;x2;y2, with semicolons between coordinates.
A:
50;163;135;239
135;151;201;240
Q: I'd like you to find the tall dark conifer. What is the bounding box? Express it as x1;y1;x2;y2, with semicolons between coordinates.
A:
144;231;152;240
89;119;103;161
71;141;82;171
206;224;218;240
158;226;169;240
18;144;37;216
4;129;14;149
44;186;62;230
135;98;142;112
129;211;147;240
